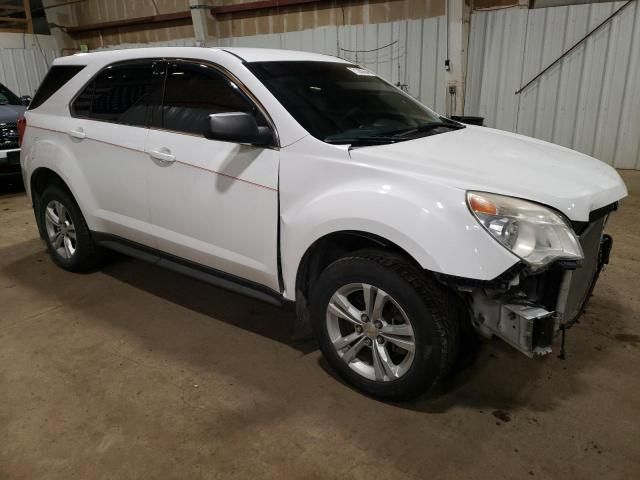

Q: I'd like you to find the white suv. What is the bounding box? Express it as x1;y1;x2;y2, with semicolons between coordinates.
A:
20;47;627;399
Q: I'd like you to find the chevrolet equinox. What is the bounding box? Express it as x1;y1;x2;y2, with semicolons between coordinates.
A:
19;48;628;399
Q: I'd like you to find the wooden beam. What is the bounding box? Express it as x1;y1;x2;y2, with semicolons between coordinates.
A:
0;5;25;13
23;0;32;34
0;16;27;22
65;10;192;35
211;0;324;15
0;27;25;32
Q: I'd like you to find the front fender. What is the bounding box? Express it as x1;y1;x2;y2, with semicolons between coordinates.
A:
279;140;520;300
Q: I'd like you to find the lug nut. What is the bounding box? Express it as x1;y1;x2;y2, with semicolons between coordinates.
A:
361;314;369;322
355;325;363;334
365;338;372;346
374;320;383;329
376;336;385;345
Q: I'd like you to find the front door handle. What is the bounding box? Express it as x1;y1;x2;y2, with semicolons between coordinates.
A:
148;148;176;164
68;128;86;140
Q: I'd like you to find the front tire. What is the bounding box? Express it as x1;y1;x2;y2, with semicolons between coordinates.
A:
38;185;103;272
310;251;459;400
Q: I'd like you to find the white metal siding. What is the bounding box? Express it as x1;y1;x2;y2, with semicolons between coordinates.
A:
0;35;58;97
104;19;449;113
218;18;448;113
104;17;446;112
466;1;640;169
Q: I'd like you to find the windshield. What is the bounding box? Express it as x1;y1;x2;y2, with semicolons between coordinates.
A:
246;61;450;144
0;83;21;106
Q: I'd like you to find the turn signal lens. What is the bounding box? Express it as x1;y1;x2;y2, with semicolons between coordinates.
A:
468;192;497;215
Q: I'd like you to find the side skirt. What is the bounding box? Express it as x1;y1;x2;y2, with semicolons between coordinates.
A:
92;232;285;307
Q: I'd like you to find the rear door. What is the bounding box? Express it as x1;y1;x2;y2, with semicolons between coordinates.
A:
144;60;280;290
67;59;163;245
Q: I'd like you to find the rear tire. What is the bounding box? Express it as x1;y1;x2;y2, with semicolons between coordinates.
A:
310;250;460;400
38;185;103;272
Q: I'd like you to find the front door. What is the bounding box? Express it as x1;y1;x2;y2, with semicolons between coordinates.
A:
145;60;280;290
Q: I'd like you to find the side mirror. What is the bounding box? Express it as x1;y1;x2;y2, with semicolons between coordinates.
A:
20;95;32;106
207;112;273;146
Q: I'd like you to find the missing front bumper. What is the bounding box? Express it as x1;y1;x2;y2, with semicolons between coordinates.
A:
472;294;557;357
467;217;612;357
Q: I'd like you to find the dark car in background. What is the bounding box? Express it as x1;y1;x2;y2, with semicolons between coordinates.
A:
0;82;30;185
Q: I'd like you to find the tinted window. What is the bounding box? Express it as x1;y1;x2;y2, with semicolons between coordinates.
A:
246;61;442;142
71;80;93;118
72;60;163;127
162;61;256;135
0;83;21;106
29;65;85;110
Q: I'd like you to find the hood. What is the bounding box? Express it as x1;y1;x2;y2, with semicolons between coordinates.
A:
0;104;26;123
349;125;628;221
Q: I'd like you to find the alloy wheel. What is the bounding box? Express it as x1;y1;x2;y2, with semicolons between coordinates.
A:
325;283;416;382
44;200;77;260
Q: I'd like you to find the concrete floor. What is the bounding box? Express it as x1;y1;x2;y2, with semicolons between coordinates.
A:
0;171;638;480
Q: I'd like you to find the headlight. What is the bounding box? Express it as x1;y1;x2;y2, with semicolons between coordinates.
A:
467;191;583;270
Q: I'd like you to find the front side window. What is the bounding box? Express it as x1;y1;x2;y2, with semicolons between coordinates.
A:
71;60;163;127
162;61;259;136
246;61;454;144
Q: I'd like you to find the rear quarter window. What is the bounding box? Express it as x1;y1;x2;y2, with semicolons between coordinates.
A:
29;65;85;110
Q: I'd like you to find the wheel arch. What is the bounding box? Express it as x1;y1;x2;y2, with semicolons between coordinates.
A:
294;230;423;304
30;167;78;239
288;229;431;339
30;167;74;201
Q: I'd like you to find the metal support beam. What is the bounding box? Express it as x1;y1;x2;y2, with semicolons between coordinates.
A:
64;11;192;36
515;0;635;94
444;0;470;117
211;0;323;15
189;0;211;46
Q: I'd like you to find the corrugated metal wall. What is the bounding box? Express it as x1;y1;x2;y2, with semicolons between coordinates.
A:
209;1;445;38
218;17;449;113
21;1;640;170
95;16;449;113
466;1;640;169
0;34;59;97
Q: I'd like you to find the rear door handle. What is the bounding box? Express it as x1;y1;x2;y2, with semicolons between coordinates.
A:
148;148;176;164
68;128;86;139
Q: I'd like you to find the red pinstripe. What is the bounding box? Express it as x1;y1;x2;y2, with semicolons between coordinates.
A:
30;125;278;192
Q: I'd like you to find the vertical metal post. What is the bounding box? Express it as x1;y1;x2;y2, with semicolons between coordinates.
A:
190;0;213;46
444;0;470;117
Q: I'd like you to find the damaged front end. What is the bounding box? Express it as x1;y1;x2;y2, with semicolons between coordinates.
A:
447;214;613;358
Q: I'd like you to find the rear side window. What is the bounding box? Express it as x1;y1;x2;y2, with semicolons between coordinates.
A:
162;61;257;135
71;60;163;128
29;65;85;110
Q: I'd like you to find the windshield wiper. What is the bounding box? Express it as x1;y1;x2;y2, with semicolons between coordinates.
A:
324;136;404;147
391;119;465;138
324;117;466;147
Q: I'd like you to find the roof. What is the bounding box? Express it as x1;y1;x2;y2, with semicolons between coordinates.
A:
54;46;350;66
220;47;349;63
